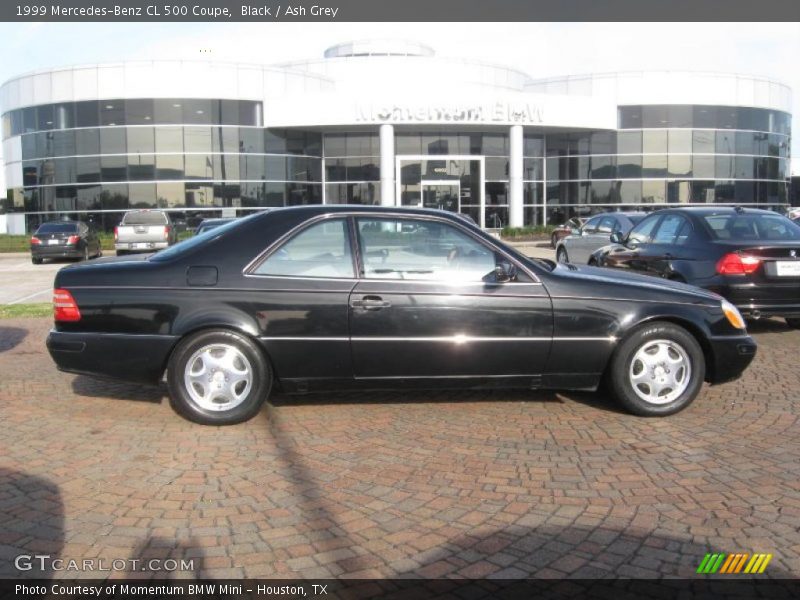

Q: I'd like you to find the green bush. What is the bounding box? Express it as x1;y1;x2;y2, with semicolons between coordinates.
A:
1;231;193;253
500;225;556;239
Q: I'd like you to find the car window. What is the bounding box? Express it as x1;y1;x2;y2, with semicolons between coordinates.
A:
357;218;501;282
597;216;616;234
627;215;661;244
254;218;354;279
704;213;800;241
652;215;690;244
123;211;168;225
36;223;79;234
582;216;603;234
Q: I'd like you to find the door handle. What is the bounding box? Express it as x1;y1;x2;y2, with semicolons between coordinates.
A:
351;295;391;311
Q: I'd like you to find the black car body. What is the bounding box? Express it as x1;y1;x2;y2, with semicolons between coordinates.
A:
590;207;800;325
30;221;101;264
47;206;756;425
195;218;235;235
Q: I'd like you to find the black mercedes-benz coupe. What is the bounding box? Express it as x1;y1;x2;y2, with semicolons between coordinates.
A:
47;206;756;425
590;207;800;327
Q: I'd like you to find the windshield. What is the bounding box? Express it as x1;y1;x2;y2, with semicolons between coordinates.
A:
122;211;168;225
704;213;800;241
36;223;78;233
627;215;645;225
149;215;253;262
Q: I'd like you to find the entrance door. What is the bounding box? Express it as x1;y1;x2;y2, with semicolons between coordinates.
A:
421;180;460;213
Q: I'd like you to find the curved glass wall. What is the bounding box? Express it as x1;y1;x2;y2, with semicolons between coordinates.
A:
2;99;325;231
324;132;380;205
543;105;791;223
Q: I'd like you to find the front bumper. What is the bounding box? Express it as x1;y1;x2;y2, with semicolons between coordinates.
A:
47;330;178;384
706;334;757;384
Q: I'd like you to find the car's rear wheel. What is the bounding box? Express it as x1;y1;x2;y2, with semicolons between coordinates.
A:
607;321;705;416
550;233;558;249
786;318;800;329
167;329;272;425
31;256;43;265
556;247;569;264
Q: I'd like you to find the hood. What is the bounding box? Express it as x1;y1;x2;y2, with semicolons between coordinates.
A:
550;262;722;305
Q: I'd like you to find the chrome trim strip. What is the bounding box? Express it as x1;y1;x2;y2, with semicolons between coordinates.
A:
258;335;616;343
49;330;177;340
354;374;540;380
551;294;717;308
259;337;350;342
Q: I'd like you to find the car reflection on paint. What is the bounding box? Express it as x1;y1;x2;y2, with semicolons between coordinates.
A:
47;206;756;425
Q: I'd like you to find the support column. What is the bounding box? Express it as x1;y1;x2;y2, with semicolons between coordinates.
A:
379;124;395;207
509;124;524;227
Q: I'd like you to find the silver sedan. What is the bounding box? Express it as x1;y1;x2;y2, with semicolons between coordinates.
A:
556;212;645;264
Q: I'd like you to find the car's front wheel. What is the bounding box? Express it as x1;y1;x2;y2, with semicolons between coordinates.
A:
167;329;272;425
786;318;800;329
556;247;569;264
607;321;705;416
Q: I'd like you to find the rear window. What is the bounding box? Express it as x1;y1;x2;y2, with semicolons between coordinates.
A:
149;214;257;262
36;223;78;233
704;213;800;241
122;211;169;225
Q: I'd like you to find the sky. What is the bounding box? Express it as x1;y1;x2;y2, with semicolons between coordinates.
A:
1;21;799;192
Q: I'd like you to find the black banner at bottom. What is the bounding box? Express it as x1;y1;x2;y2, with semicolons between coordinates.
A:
3;579;800;600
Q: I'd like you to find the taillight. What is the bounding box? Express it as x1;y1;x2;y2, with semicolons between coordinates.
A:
30;236;41;245
716;252;761;275
67;235;80;245
53;288;81;322
164;225;171;240
114;226;119;242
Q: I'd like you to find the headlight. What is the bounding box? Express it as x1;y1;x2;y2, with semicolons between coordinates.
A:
721;300;746;330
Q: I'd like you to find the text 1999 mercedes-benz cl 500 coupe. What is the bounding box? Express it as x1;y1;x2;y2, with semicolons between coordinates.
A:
47;206;757;425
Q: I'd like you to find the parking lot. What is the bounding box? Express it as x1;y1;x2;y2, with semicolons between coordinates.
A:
1;312;799;579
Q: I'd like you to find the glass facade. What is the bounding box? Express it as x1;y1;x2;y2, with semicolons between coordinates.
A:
1;99;792;231
543;105;791;224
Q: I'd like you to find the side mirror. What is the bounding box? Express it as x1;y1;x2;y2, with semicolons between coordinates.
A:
610;232;623;244
493;263;517;283
570;228;581;236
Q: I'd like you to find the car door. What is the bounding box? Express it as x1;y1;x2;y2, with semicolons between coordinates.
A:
603;213;662;272
246;217;357;383
646;214;694;277
349;215;552;382
566;215;602;262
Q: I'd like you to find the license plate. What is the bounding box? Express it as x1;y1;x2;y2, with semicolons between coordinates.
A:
135;242;150;249
775;261;800;276
48;239;59;245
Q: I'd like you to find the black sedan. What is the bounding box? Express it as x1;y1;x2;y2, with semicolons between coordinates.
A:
590;207;800;328
30;221;102;264
47;206;756;425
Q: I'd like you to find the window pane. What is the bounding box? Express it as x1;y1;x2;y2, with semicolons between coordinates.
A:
668;154;691;177
642;154;667;177
642;180;665;203
668;129;692;154
693;155;715;179
126;99;154;125
100;128;126;154
642;130;668;154
618;106;642;129
357;218;497;282
76;156;100;183
239;128;264;154
100;100;125;126
716;155;734;179
76;128;100;155
653;215;688;244
692;130;715;154
184;127;212;152
37;104;54;130
155;126;184;153
254;219;353;278
75;101;99;128
127;127;155;154
182;99;212;125
156;154;183;179
154;99;184;124
617;131;642;154
101;156;127;182
628;215;661;243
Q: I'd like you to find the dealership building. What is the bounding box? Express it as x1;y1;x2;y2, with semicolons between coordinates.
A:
0;40;793;233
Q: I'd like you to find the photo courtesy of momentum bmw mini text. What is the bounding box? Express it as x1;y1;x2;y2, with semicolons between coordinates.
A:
1;1;800;599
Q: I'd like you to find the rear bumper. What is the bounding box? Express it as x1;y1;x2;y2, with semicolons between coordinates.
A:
31;245;82;258
116;241;169;252
47;330;178;384
708;282;800;318
706;334;757;384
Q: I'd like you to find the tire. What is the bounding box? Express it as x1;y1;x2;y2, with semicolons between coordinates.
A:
588;257;598;266
31;256;43;265
167;329;272;425
81;246;89;261
607;321;705;416
116;250;126;256
786;318;800;329
550;233;558;249
556;247;569;264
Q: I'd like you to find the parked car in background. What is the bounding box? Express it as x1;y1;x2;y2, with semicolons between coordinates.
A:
195;218;235;235
115;210;177;255
550;217;585;248
47;205;756;425
30;221;101;264
556;212;645;264
591;207;800;328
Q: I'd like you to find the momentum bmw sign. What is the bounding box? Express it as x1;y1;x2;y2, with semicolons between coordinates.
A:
356;101;544;124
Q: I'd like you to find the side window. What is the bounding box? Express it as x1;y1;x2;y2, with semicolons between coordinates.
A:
597;216;616;234
652;215;689;244
582;216;602;234
628;215;660;244
253;218;354;278
357;218;503;282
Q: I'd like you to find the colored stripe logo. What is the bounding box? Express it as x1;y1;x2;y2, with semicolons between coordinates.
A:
696;553;772;574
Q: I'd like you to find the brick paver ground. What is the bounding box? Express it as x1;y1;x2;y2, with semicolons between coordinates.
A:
1;317;799;580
